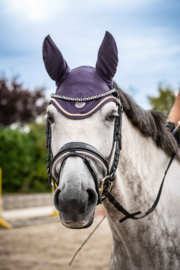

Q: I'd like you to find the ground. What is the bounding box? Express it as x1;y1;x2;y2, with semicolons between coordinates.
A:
0;216;112;270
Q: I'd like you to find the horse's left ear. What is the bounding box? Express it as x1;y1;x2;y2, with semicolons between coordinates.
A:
42;35;70;86
96;31;118;88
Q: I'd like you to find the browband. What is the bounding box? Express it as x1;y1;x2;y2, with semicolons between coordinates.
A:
51;88;118;102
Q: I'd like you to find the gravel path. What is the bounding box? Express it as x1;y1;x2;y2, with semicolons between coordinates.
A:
0;216;112;270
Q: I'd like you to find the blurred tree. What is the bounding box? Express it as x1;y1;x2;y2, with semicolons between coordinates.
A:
0;76;48;127
27;122;49;192
0;123;49;193
147;85;176;115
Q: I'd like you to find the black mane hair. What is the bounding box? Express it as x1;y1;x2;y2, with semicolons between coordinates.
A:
114;82;180;160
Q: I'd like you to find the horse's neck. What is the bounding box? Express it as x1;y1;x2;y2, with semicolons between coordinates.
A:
109;113;170;212
103;113;180;269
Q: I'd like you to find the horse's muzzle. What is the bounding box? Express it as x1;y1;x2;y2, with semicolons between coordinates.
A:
54;185;97;228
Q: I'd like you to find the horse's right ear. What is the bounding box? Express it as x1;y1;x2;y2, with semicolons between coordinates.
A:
42;35;70;86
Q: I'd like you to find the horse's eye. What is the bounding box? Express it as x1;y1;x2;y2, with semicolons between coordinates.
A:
48;115;54;124
107;114;116;122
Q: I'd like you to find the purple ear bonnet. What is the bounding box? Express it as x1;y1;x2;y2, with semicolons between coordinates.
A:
96;31;118;89
43;35;70;86
43;31;119;119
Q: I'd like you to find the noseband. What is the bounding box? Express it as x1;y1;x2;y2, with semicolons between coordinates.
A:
46;91;123;205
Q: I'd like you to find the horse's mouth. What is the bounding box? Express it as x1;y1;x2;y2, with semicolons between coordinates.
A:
59;209;95;229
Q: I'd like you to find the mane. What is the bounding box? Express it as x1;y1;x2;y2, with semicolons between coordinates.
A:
114;82;180;160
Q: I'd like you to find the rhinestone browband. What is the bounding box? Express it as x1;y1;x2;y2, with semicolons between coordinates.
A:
51;89;118;102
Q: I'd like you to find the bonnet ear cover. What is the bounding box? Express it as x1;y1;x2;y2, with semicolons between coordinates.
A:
43;35;70;86
96;31;118;89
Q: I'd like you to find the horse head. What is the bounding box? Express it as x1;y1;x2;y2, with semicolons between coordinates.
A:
43;31;120;229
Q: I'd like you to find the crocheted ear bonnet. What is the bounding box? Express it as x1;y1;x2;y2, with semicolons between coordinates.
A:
43;31;119;119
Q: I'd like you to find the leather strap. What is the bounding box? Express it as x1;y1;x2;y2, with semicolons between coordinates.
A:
109;103;123;180
104;153;176;223
57;151;102;204
46;118;53;186
52;142;109;172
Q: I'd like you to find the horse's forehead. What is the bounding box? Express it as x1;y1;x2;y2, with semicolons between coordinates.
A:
48;101;117;157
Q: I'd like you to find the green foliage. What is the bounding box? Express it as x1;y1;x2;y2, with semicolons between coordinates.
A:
0;123;50;193
147;85;176;115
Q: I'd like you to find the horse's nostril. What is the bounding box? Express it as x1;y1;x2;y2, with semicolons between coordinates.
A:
54;189;64;212
86;189;98;213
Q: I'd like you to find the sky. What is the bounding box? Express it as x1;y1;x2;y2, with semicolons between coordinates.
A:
0;0;180;109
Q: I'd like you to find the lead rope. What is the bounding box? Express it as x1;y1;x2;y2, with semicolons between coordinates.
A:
69;216;106;265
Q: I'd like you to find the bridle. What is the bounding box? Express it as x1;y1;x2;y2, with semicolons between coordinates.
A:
46;89;123;205
46;89;176;223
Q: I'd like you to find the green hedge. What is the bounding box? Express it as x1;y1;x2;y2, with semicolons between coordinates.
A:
0;123;50;193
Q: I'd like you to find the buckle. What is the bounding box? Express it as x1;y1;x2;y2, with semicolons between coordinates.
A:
102;180;114;200
118;103;123;113
99;174;114;197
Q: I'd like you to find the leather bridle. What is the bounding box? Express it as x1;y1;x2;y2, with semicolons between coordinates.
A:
46;90;123;205
46;90;176;223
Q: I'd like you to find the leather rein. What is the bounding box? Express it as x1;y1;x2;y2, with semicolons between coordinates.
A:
46;90;176;223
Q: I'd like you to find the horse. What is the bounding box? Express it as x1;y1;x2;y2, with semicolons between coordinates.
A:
43;32;180;269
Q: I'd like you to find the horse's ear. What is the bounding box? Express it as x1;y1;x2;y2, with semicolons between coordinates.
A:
96;31;118;88
42;35;70;86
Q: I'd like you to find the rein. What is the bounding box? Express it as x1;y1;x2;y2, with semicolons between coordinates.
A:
46;89;176;223
104;153;176;223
